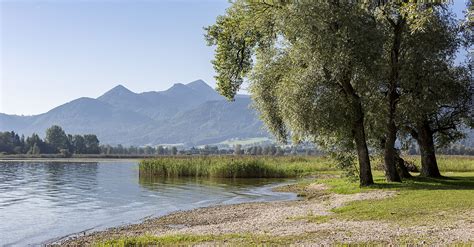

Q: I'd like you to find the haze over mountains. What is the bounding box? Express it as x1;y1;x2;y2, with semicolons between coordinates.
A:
0;80;268;146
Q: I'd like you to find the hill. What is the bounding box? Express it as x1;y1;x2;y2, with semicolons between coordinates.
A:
0;80;267;146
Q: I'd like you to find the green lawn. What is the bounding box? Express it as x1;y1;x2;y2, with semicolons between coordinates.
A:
320;171;474;226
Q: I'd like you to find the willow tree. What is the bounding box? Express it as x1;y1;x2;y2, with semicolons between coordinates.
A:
206;1;385;186
373;2;463;181
397;6;473;177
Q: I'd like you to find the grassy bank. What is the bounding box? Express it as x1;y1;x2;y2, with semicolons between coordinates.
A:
403;155;474;172
96;233;330;247
322;171;474;226
92;171;474;246
96;172;474;246
139;156;336;178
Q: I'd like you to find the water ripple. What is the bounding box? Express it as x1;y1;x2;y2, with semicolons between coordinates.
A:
0;161;296;246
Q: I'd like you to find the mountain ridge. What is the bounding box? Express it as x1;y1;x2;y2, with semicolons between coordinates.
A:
0;80;266;146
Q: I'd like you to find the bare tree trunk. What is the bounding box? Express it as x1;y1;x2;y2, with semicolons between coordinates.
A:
352;104;374;186
384;119;402;182
383;18;404;183
416;121;442;178
341;76;374;186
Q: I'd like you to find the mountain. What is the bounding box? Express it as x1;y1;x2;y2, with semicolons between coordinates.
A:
97;80;224;120
0;80;267;146
141;98;265;145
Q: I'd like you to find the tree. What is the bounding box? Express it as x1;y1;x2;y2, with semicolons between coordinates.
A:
26;133;45;154
72;135;86;154
29;143;41;155
0;131;24;154
206;1;382;185
157;145;165;155
45;125;69;153
83;134;100;154
144;146;154;155
234;144;242;156
171;146;178;155
399;7;473;177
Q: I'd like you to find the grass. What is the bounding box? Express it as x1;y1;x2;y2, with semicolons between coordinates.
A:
95;232;332;247
103;156;474;245
318;171;474;226
139;156;336;178
139;155;474;179
403;155;474;172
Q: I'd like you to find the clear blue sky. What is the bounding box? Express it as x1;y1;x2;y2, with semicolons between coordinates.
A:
0;0;469;115
1;0;229;115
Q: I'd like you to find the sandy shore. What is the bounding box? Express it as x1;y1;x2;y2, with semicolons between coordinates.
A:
55;183;474;246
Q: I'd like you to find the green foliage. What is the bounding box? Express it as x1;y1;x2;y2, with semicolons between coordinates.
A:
72;135;86;154
45;125;69;152
206;0;471;185
139;156;336;178
0;131;25;154
396;5;472;147
206;1;385;144
330;151;359;182
83;134;100;154
0;125;100;155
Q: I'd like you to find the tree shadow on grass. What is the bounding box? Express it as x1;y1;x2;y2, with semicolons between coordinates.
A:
367;175;474;191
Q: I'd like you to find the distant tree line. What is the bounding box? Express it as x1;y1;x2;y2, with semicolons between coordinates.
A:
437;145;474;156
0;125;100;155
97;143;323;156
99;144;178;156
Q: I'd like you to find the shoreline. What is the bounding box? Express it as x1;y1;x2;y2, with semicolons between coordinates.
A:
51;181;474;246
0;158;143;162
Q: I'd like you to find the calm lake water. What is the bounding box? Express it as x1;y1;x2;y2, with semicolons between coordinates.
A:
0;161;297;246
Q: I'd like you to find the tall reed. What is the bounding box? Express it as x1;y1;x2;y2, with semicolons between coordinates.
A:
139;156;335;178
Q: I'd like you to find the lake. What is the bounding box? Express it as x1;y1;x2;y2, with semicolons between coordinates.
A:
0;161;297;246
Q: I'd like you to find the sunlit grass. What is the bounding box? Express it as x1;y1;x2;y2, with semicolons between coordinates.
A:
95;232;332;246
320;172;474;226
403;155;474;172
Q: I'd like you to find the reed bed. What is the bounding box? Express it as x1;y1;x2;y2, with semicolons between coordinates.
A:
139;156;336;178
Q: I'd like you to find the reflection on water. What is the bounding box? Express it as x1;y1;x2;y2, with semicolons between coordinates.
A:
0;161;296;246
139;175;290;191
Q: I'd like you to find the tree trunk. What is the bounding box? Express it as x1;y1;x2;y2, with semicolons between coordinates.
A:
396;154;412;179
352;107;374;186
416;121;442;178
383;18;404;183
384;119;402;182
340;77;374;186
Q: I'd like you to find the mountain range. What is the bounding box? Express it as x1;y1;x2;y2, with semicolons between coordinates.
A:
0;80;269;146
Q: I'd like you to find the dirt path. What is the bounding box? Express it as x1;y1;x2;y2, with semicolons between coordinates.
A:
56;183;473;245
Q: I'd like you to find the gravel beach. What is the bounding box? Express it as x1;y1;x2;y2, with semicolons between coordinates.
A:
55;182;474;246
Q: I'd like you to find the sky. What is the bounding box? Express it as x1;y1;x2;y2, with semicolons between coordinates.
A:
0;0;469;115
0;0;230;115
